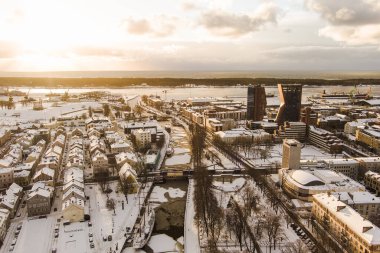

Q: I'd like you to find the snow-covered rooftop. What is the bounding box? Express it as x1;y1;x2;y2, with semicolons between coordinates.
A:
314;193;380;245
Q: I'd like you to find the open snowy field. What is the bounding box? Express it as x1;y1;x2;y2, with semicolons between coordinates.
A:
245;143;344;167
10;216;56;253
0;101;101;124
164;126;191;169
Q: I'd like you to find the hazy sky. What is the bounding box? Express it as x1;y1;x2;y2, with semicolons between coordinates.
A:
0;0;379;72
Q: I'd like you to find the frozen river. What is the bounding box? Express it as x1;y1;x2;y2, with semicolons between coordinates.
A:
11;84;380;104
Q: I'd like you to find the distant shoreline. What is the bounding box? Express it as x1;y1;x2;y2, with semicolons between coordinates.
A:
1;76;380;88
1;70;380;79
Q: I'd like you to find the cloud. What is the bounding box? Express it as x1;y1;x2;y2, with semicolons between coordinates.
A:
198;2;280;37
319;25;380;46
306;0;380;26
123;16;178;37
306;0;380;46
125;18;152;35
181;2;200;11
73;47;127;57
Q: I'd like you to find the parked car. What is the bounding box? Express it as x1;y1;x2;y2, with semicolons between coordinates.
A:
11;238;17;246
107;235;112;241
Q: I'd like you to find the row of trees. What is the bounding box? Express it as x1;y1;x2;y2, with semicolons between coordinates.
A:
213;135;274;160
2;76;378;87
0;98;15;109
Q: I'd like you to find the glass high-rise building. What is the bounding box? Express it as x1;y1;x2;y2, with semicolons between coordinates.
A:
276;84;302;125
247;85;267;121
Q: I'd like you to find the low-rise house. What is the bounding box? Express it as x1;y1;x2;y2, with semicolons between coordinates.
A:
92;150;109;175
26;182;54;217
115;151;138;169
119;163;139;194
71;128;84;137
14;170;31;187
0;157;14;169
62;167;85;222
0;188;20;218
110;140;131;153
0;209;10;243
0;128;11;147
37;156;60;172
0;168;14;189
364;171;380;195
7;183;23;197
33;167;55;186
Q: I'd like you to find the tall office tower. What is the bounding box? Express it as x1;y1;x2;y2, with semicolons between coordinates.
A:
275;84;302;125
282;139;301;170
247;85;267;121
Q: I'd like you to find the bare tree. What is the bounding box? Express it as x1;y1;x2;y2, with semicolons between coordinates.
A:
241;185;260;217
133;105;143;118
282;239;309;253
264;212;283;253
191;123;206;169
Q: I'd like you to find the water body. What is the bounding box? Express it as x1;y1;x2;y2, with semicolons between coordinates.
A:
152;181;188;240
12;85;380;106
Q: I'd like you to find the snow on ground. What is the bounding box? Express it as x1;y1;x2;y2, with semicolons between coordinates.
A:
12;216;56;253
56;222;90;253
245;143;344;167
164;125;191;169
84;181;153;253
213;177;246;192
165;153;191;166
193;176;310;252
0;101;101;124
150;186;186;203
122;248;147;253
208;146;236;170
148;234;178;252
184;180;201;253
173;148;189;154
